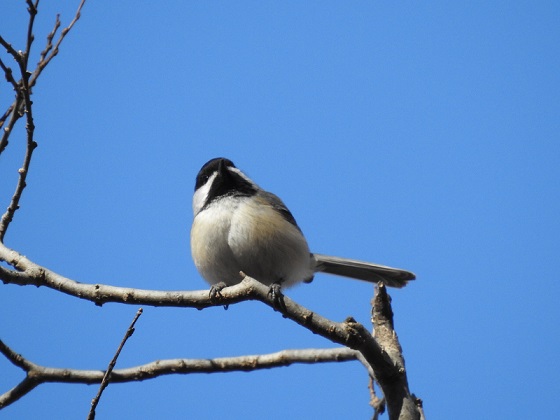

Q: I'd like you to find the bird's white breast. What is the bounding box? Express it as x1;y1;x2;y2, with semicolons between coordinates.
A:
191;194;313;287
190;197;244;285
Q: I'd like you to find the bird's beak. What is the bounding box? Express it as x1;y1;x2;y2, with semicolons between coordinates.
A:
217;158;228;178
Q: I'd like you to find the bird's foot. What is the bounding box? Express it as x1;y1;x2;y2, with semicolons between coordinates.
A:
209;282;229;310
268;283;286;312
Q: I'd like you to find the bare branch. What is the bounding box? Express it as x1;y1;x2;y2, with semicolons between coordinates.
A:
0;377;40;410
88;308;143;419
0;241;421;419
0;58;19;91
0;340;42;409
0;51;22;156
0;100;22;155
23;0;39;70
0;339;35;371
0;241;386;354
0;244;381;353
370;284;421;420
0;338;357;409
29;0;87;89
0;37;20;62
0;106;37;242
38;15;61;65
0;0;87;240
0;0;42;241
368;378;386;420
0;103;15;129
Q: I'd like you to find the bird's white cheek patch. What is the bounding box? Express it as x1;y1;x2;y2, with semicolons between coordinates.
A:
192;172;217;216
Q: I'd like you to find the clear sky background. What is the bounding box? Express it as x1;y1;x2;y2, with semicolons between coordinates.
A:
1;1;559;419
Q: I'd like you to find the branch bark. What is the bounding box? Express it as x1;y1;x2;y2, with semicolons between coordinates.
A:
0;241;422;419
370;283;425;419
0;338;357;410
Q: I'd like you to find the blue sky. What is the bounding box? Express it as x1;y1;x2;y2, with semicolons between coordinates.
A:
1;1;559;419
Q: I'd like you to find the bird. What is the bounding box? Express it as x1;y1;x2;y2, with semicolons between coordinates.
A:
190;157;415;300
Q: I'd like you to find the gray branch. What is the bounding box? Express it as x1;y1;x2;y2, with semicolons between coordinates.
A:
0;339;357;410
0;242;423;419
88;308;144;419
0;0;87;240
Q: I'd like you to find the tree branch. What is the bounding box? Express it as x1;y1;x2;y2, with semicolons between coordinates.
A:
0;241;422;419
0;338;357;410
0;99;22;156
37;15;61;66
0;37;20;62
368;377;386;420
0;56;23;155
0;0;38;242
0;58;19;91
23;0;39;71
0;0;87;240
0;103;37;242
0;243;388;355
29;0;87;89
88;308;143;419
0;339;42;409
370;284;423;419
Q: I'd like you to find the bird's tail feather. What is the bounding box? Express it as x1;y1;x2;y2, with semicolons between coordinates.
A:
312;253;415;288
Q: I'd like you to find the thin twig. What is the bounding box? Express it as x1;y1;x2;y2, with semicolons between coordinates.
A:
0;54;22;155
0;99;22;156
0;0;86;241
29;0;87;88
38;15;61;64
6;0;41;239
368;377;385;420
0;103;16;128
23;0;39;70
87;308;143;420
0;97;36;242
0;57;19;90
0;36;20;62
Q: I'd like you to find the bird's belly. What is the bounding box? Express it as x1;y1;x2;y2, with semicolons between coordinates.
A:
228;200;313;287
191;206;243;286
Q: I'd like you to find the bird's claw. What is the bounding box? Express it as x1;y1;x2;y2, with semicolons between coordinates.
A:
268;283;286;312
209;282;229;310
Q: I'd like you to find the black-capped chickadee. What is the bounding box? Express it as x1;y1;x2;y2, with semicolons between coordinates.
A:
191;158;415;297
